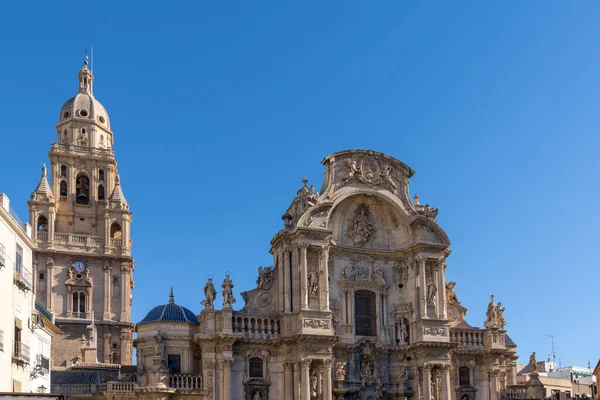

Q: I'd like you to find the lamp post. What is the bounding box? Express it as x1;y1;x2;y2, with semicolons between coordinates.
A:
37;385;47;393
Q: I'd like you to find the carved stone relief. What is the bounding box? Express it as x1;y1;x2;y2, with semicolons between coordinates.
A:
303;318;330;329
347;203;374;247
341;155;399;193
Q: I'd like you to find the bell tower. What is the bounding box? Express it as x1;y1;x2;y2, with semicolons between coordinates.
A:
28;57;134;369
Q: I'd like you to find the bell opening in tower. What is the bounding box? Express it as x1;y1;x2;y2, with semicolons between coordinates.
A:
76;175;90;205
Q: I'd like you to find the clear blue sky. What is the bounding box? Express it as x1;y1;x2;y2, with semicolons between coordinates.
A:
1;2;599;368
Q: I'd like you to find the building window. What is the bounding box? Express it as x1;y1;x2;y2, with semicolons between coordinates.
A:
60;180;68;197
355;290;376;336
110;352;119;364
99;169;105;181
75;175;90;204
60;165;67;176
249;357;263;378
15;245;23;274
459;366;470;386
72;292;86;317
37;215;48;232
98;185;105;201
110;223;122;239
167;355;181;374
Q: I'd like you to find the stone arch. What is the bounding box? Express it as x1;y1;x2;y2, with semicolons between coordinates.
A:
327;193;412;250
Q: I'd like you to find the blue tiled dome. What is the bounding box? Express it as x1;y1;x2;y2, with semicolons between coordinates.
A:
138;289;198;325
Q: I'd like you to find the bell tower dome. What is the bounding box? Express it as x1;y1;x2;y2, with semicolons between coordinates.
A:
28;56;134;369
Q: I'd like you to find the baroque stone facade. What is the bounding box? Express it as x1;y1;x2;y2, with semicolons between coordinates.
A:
129;150;519;400
28;59;134;369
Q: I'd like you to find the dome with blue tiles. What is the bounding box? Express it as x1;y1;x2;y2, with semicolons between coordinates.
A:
138;288;198;325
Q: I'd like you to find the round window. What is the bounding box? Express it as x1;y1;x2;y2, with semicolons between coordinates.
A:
63;111;70;119
80;109;88;117
98;116;106;123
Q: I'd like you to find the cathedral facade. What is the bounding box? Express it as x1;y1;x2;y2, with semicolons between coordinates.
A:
28;60;134;369
133;150;519;400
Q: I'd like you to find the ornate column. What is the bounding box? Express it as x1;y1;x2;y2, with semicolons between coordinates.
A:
48;209;55;242
222;358;233;400
300;244;309;310
417;256;427;318
322;359;333;400
490;370;499;400
423;364;432;400
320;245;330;311
441;365;451;400
284;361;294;399
300;358;311;400
103;333;111;363
284;248;291;313
46;260;53;311
103;265;111;320
86;286;92;319
120;264;128;321
277;250;284;312
66;285;73;318
438;258;447;319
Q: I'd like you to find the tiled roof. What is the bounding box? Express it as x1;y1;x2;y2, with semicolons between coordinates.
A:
505;334;516;345
138;288;198;325
52;370;100;385
138;303;198;325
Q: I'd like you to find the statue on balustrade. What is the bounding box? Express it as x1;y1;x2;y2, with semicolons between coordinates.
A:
222;274;236;309
201;278;217;310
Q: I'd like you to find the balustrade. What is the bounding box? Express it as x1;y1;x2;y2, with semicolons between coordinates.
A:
449;328;485;346
232;314;281;338
169;374;202;390
39;232;105;248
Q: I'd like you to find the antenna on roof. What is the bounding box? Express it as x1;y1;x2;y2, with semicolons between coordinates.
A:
547;334;557;371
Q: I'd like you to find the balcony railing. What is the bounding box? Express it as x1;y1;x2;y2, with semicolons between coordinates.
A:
72;312;86;319
169;374;203;390
13;342;30;363
50;142;115;158
449;328;485;347
109;238;122;247
35;300;53;322
97;382;139;392
14;267;32;291
52;233;105;248
37;354;50;373
232;314;281;339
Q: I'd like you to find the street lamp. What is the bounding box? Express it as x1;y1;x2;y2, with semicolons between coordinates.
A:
37;385;46;393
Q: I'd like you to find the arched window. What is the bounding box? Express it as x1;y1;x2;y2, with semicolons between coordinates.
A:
249;357;263;378
98;169;104;181
98;185;105;201
37;215;48;232
459;366;470;386
110;352;119;364
72;292;86;317
60;180;68;197
60;165;67;176
355;290;376;336
110;223;122;239
75;175;90;204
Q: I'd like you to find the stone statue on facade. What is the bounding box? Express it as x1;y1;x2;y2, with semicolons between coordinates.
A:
308;270;320;295
310;373;318;398
446;281;460;304
348;204;373;246
529;352;537;372
253;390;262;400
201;278;217;310
222;274;236;309
343;159;360;182
335;362;346;381
256;266;274;290
396;318;409;345
427;279;437;304
154;329;165;359
484;294;507;328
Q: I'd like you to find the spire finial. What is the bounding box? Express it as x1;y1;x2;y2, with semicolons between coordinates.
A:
42;163;47;176
84;49;89;67
414;193;420;205
302;176;308;187
169;287;175;304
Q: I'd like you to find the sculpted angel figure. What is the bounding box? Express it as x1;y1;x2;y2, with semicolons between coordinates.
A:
446;281;460;304
343;159;360;181
201;278;217;310
381;165;398;190
222;274;236;309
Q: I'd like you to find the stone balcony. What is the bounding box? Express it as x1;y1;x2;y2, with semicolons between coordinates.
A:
232;313;281;339
36;232;129;256
51;375;202;395
50;142;115;160
449;328;485;348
